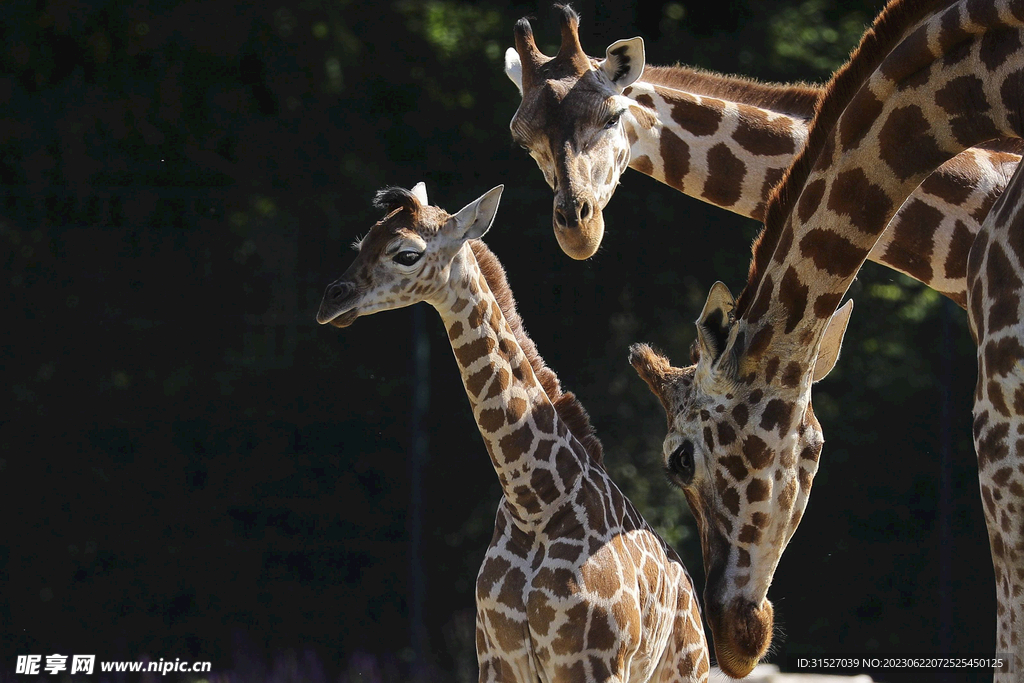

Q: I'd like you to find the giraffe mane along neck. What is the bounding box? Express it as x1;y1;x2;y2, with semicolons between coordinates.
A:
640;65;822;119
737;0;947;316
468;240;604;464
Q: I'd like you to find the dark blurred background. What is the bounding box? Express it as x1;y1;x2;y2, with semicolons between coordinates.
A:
1;1;994;681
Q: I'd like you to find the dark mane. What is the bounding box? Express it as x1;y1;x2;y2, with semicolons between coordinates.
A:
373;186;422;219
470;240;604;465
641;65;822;120
737;0;948;316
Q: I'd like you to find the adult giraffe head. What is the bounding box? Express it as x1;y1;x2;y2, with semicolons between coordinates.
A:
505;5;644;259
630;288;853;677
316;182;503;327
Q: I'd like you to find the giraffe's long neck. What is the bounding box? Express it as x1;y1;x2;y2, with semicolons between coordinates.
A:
621;66;1020;306
741;0;1024;367
623;71;815;222
432;244;588;525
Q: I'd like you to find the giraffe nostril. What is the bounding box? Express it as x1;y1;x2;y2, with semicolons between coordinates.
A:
328;282;351;300
554;206;569;229
579;201;591;222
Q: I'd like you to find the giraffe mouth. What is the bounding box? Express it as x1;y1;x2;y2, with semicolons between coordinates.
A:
321;307;360;328
706;597;774;678
552;208;605;260
317;280;361;327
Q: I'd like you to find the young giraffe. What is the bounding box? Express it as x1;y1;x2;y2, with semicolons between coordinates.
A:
316;183;709;682
627;0;1024;678
504;5;1021;308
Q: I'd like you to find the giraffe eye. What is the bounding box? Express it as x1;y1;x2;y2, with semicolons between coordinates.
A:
666;440;695;486
604;111;623;129
393;251;422;266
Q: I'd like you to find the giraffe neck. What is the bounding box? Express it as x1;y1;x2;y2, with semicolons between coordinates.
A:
739;0;1024;370
620;64;1020;307
622;70;814;222
432;243;588;525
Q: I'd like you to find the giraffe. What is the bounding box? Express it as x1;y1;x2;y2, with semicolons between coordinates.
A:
968;156;1024;683
504;5;1022;309
316;183;709;682
626;0;1024;678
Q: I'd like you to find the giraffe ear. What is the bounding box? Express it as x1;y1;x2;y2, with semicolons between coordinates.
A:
812;299;854;382
410;182;429;206
695;281;735;366
601;38;644;90
628;343;675;414
505;47;524;94
448;185;504;242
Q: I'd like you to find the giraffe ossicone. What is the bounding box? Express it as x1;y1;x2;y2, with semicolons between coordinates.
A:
506;5;1021;309
630;0;1024;679
318;184;710;682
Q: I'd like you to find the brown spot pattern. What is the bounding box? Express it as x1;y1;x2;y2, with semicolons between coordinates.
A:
879;105;947;182
733;403;749;428
944;220;974;281
734;108;797;156
747;478;770;503
722;455;749;481
455;336;496;368
827;168;894;234
882;199;940;283
978;422;1010;469
743;434;773;469
880;24;930;84
813;292;843;319
760;398;794;435
498;423;534;461
632;155;654;176
738;525;761;544
797;179;826;224
781;361;803;388
723;487;740;516
779;266;809;334
986;244;1023;333
702;143;746;207
799;228;866;278
628;104;657;130
1002;69;1024;137
480;408;506;433
778;479;797;510
746;326;774;359
718;422;737;446
660;129;691;190
672;97;723;137
838;88;883;152
986;337;1024;377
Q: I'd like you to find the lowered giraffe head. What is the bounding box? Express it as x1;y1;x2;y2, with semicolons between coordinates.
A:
505;5;644;259
630;283;853;678
315;182;503;327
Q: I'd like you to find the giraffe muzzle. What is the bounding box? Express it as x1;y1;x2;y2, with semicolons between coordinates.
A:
551;196;604;259
316;281;360;327
705;596;774;679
